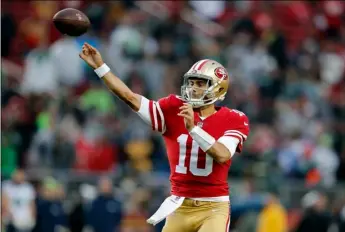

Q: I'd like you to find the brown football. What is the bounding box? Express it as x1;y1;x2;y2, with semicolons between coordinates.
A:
53;8;90;37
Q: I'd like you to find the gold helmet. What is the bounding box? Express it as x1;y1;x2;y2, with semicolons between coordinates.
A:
181;59;230;108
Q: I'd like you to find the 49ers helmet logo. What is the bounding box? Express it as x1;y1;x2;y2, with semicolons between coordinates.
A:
214;67;228;80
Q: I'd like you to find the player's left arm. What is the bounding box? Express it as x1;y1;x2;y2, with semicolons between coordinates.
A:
188;126;245;163
179;104;249;163
206;139;238;163
196;117;249;163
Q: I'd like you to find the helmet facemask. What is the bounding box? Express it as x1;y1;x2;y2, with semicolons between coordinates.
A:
181;76;221;108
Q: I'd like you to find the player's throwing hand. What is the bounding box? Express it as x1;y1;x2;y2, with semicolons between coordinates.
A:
178;103;195;131
79;43;104;69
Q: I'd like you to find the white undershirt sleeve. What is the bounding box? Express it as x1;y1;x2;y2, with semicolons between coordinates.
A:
137;96;151;125
217;136;240;157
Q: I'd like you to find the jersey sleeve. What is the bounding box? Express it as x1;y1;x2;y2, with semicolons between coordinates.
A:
220;111;250;153
137;95;172;133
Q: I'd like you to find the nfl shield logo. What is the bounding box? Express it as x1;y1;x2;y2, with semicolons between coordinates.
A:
197;121;203;127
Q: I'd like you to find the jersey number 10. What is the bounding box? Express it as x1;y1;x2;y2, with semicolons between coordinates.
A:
175;134;213;177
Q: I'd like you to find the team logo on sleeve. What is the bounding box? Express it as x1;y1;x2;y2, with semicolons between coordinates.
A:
214;67;228;80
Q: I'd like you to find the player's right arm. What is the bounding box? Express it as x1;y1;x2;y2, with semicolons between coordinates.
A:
79;42;141;111
79;43;167;133
101;70;141;111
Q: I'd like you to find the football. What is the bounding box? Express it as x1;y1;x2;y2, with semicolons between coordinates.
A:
53;8;90;37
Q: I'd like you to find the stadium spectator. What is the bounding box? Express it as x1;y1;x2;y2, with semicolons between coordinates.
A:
296;191;332;232
256;191;288;232
2;169;36;232
85;176;123;232
34;177;68;232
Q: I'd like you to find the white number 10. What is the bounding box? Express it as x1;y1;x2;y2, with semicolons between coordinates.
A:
175;134;213;176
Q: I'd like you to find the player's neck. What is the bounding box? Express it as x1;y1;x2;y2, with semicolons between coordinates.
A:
194;105;217;118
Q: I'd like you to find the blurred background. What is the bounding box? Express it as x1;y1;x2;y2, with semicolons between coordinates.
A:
1;1;345;232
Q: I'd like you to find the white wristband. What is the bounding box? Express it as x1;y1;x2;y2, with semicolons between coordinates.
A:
189;126;216;152
94;63;110;78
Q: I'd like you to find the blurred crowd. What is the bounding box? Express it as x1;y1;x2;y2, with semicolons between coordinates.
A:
2;169;345;232
1;0;345;232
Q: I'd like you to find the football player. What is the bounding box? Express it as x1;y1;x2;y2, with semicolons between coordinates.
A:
79;43;250;232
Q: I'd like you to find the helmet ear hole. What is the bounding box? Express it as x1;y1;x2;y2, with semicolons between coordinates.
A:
219;87;224;93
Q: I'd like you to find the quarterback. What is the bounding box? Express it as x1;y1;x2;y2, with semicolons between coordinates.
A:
79;43;249;232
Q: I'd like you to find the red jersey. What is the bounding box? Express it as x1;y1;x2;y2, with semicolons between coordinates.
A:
147;94;250;198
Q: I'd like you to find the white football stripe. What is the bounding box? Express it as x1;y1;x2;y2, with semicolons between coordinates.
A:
224;133;244;142
155;102;165;133
152;102;158;131
224;130;247;139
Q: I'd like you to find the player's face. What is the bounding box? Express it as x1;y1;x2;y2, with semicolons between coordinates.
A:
187;78;209;99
